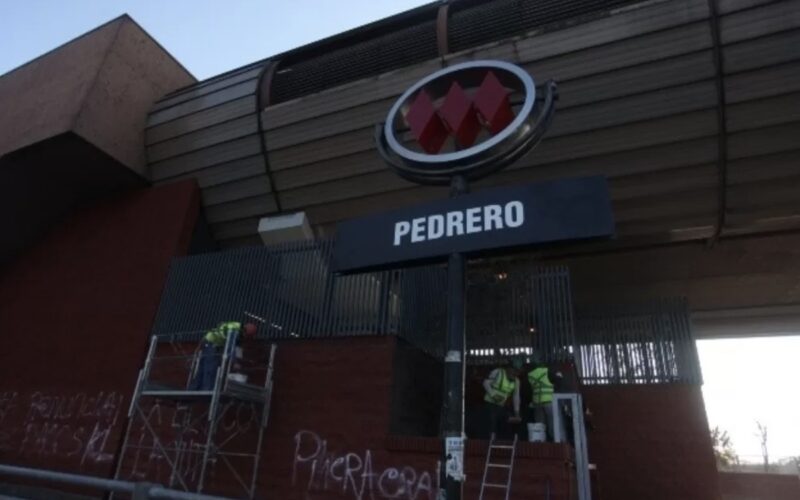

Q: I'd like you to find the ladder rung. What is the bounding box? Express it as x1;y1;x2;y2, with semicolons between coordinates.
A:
484;483;507;488
491;445;515;449
487;463;511;468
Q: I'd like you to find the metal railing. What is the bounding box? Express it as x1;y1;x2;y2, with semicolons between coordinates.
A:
576;298;702;384
0;464;232;499
151;242;576;361
151;240;701;384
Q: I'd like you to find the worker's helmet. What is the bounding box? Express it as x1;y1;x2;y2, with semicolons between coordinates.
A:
509;358;524;370
242;322;258;338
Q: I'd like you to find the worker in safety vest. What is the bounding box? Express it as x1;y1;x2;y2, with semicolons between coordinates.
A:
482;358;522;438
527;359;557;441
190;321;257;391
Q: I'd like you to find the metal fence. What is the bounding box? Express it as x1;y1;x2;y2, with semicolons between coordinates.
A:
152;240;402;340
464;266;576;365
151;241;701;384
575;298;702;384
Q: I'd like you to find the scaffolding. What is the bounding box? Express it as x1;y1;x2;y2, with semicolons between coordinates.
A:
112;327;276;499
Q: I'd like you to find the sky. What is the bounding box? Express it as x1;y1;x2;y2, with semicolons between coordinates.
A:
0;0;430;80
698;336;800;462
2;0;799;466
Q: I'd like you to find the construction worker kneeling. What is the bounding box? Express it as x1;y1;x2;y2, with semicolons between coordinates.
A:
190;321;257;391
482;358;523;438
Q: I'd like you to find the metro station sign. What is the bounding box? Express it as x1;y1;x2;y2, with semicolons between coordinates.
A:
333;60;614;272
333;176;614;272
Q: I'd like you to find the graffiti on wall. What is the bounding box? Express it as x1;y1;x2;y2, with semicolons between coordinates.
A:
0;390;124;467
123;400;261;483
293;430;440;500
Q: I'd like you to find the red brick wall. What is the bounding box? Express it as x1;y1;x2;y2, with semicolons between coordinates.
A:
583;384;721;500
719;472;800;500
242;337;574;500
0;181;199;476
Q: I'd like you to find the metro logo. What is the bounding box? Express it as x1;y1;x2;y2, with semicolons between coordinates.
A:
404;72;514;153
376;60;557;186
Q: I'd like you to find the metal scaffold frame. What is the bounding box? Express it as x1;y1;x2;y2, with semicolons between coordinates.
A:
112;329;276;499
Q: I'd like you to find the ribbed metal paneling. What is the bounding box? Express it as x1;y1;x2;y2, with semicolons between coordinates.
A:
447;0;639;54
269;0;643;105
271;18;438;104
145;0;800;252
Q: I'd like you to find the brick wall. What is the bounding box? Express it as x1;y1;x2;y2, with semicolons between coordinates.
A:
390;338;442;437
583;384;721;500
0;180;199;477
249;337;575;500
719;472;800;500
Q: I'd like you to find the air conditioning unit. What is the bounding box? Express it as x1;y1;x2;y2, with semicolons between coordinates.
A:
257;212;314;246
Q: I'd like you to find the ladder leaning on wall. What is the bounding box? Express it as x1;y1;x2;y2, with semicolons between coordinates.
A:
111;329;277;499
479;433;518;500
477;394;593;500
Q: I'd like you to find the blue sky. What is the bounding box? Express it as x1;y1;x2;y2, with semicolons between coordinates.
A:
2;0;799;464
0;0;430;79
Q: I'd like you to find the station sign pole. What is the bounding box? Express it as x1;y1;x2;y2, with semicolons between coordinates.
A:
333;60;578;500
442;175;468;499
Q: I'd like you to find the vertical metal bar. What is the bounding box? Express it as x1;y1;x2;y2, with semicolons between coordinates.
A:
297;242;315;335
368;272;378;335
281;245;301;337
338;271;351;336
679;297;702;384
545;267;555;361
260;250;280;340
198;331;232;493
294;245;310;336
247;344;276;499
573;394;592;500
339;271;353;336
442;176;468;500
309;242;326;336
356;273;369;335
552;267;563;359
364;273;375;335
112;368;145;488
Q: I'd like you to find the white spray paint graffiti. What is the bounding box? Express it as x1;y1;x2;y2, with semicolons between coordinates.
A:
293;430;439;500
125;400;260;482
1;390;124;466
0;391;19;451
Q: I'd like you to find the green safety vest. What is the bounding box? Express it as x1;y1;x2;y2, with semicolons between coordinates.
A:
204;322;241;346
528;367;554;405
484;369;516;406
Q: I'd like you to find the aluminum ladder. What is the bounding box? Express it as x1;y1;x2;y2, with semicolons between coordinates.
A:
479;433;518;500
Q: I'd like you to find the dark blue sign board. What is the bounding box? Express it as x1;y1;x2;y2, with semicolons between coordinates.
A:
333;176;615;273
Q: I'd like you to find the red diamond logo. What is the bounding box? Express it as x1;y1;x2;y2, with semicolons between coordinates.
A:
474;71;513;135
404;90;448;154
402;70;519;154
438;82;481;148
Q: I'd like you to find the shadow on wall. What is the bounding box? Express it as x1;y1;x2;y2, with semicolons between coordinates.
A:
389;338;443;437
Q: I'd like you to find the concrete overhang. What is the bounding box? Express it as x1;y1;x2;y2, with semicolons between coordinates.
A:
0;15;196;268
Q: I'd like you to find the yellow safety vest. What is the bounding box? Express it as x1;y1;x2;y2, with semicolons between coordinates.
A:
204;322;241;346
484;369;516;406
528;367;554;405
